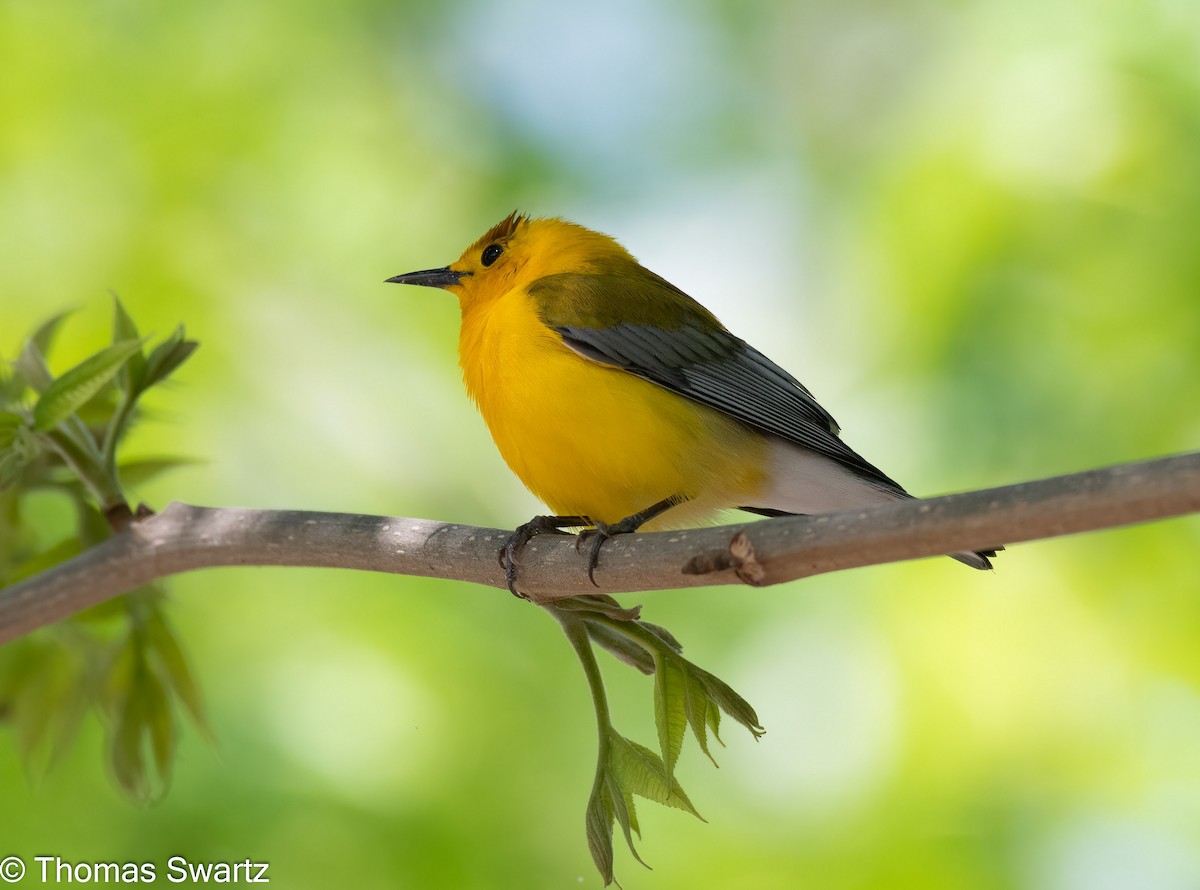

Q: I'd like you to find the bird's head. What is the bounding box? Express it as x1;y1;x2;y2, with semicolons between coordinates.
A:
388;212;635;310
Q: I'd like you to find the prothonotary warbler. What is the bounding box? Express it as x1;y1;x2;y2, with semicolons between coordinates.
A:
388;212;999;592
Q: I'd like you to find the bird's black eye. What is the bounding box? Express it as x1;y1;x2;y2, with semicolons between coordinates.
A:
481;243;503;267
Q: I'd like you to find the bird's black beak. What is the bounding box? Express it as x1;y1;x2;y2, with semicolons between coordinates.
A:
385;266;464;288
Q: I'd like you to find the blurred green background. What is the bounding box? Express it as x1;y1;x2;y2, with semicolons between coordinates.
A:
3;0;1200;887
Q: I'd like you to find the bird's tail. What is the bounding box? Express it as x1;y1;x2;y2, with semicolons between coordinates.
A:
950;547;1001;571
747;440;1004;570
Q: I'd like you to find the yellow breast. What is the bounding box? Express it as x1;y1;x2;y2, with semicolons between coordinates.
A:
457;287;767;526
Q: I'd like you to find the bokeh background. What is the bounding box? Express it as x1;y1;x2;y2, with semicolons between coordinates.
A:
3;0;1200;887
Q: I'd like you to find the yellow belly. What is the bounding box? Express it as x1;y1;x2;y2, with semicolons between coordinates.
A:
458;288;767;526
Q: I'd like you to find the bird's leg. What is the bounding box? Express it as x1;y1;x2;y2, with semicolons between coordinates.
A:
577;494;688;586
500;513;591;597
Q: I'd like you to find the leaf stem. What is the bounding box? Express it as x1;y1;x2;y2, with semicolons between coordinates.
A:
43;428;125;517
549;605;618;884
585;611;672;658
101;391;137;485
551;606;613;759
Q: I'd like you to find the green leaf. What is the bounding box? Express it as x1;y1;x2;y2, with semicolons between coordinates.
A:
693;666;764;740
606;772;646;867
47;670;92;771
111;295;146;395
145;609;211;738
609;729;701;819
33;339;145;431
707;698;722;743
106;635;146;797
141;327;198;391
653;657;688;782
585;781;615;886
0;629;90;777
0;449;24;488
0;422;41;489
10;640;71;759
0;410;23;441
682;670;720;766
10;311;74;396
0;367;23;407
105;632;177;800
586;620;654;675
104;634;139;713
553;593;641;622
639;620;683;653
142;666;175;781
14;339;54;394
111;686;147;798
32;310;73;355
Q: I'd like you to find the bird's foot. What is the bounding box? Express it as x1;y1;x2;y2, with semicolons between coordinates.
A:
574;520;621;588
574;495;687;587
500;514;589;597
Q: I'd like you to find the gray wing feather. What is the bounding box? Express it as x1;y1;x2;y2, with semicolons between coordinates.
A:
554;322;906;493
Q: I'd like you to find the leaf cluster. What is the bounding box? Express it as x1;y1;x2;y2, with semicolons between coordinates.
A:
1;300;196;523
1;302;206;798
552;596;765;886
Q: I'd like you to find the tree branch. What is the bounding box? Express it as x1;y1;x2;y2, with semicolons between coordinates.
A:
2;452;1198;645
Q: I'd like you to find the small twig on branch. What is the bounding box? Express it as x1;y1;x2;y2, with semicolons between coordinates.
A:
1;452;1198;645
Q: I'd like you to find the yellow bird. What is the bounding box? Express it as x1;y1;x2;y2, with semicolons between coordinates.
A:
389;212;998;590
